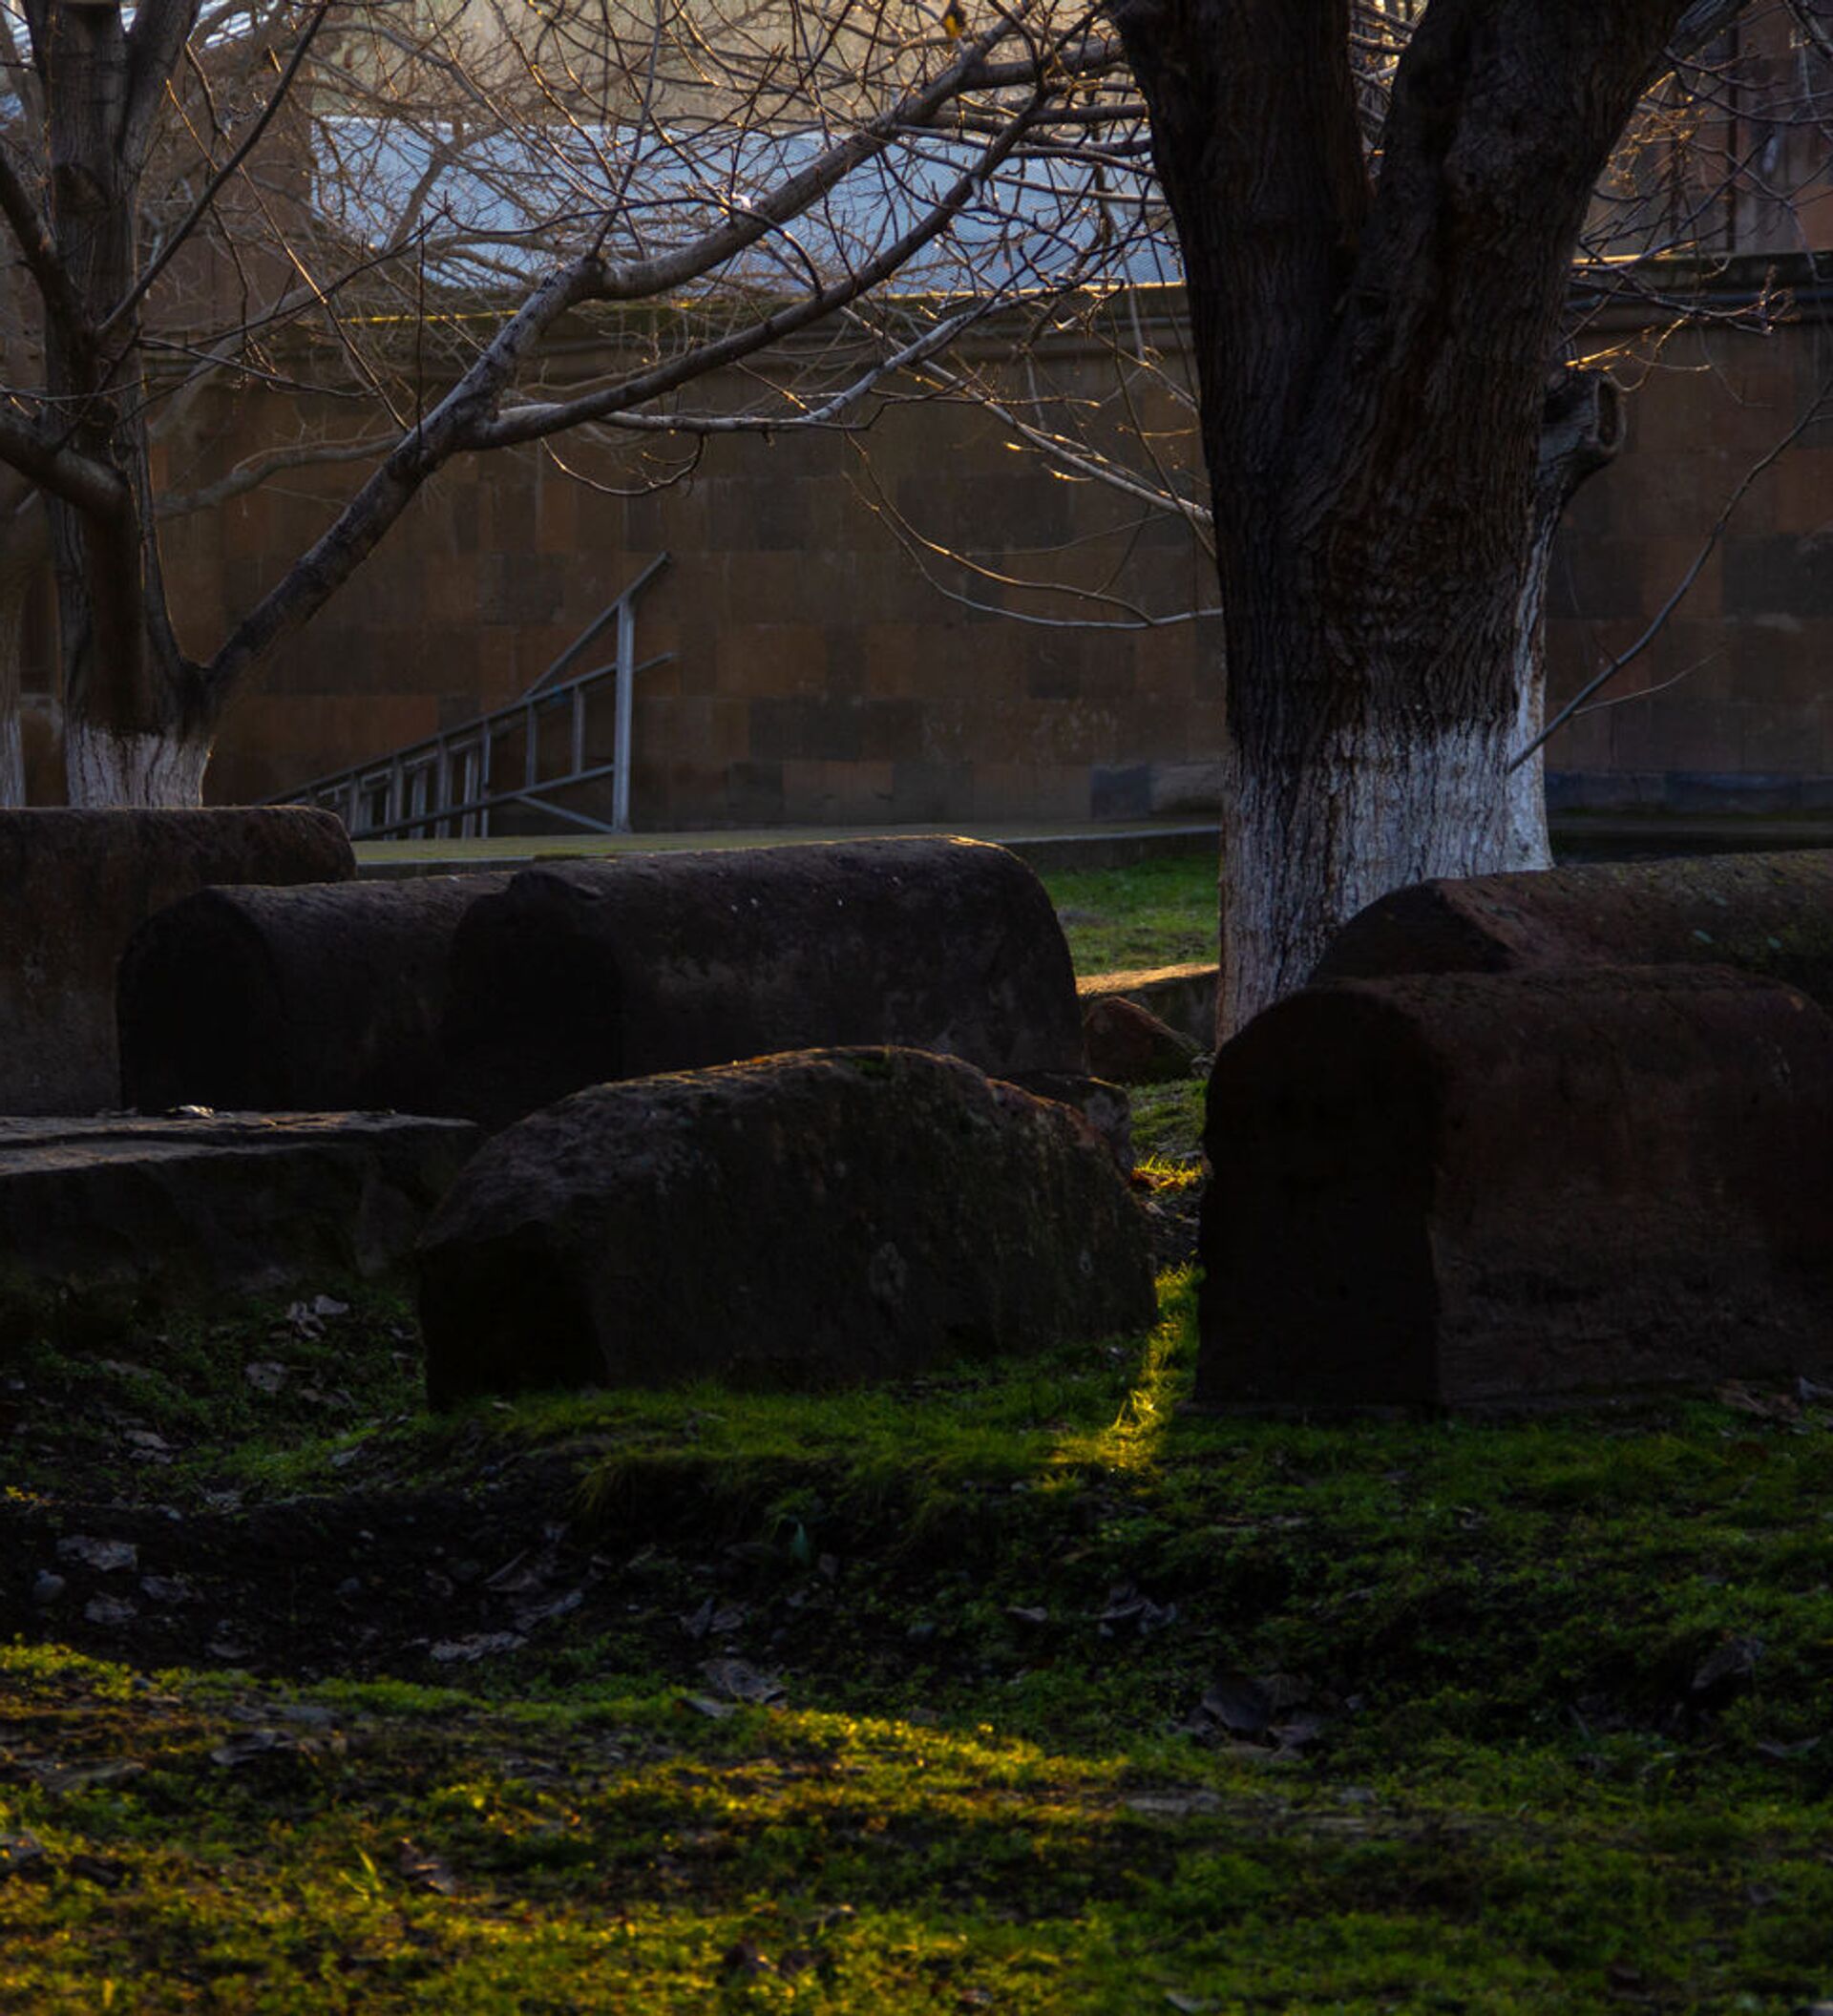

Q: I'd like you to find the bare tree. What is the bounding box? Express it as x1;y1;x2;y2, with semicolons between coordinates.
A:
1087;0;1833;1030
0;0;1146;804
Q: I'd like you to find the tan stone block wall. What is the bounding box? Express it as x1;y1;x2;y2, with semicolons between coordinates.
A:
11;288;1819;829
1544;306;1833;811
186;339;1228;828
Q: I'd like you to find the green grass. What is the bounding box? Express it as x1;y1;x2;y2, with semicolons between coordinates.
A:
1040;854;1216;976
9;1280;1833;2010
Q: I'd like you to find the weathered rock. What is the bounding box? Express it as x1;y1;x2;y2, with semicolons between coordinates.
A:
1082;995;1202;1083
418;1046;1155;1405
0;1112;475;1349
1003;1070;1133;1168
441;838;1087;1128
1077;961;1218;1049
118;874;511;1115
1197;966;1833;1412
1314;850;1833;1008
0;808;352;1116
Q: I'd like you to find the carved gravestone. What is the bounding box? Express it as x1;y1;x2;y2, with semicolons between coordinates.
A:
439;837;1090;1127
0;808;352;1116
1197;965;1833;1411
1315;849;1833;1005
419;1047;1155;1405
119;874;511;1114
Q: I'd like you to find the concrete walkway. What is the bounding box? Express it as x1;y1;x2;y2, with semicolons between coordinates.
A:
354;821;1221;878
351;811;1833;880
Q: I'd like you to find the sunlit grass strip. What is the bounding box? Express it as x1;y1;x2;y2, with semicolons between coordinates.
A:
8;1648;1833;2012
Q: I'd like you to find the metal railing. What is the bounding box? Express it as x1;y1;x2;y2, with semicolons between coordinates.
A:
272;554;671;840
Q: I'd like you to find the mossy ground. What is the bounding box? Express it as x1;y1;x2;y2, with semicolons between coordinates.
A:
1043;856;1218;977
5;852;1829;2008
7;1274;1833;2012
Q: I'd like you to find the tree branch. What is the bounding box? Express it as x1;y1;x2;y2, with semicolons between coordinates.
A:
0;410;126;517
123;0;203;170
101;0;331;341
0;141;92;358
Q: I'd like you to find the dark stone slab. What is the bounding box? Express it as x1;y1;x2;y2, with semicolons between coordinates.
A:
119;874;512;1116
0;808;352;1116
1314;849;1833;1009
1197;966;1833;1412
442;837;1087;1129
0;1112;476;1347
419;1046;1155;1405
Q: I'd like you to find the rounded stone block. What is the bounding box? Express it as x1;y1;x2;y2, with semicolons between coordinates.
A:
441;836;1087;1128
1198;965;1833;1411
418;1046;1156;1405
1314;849;1833;1008
0;808;352;1117
119;874;511;1116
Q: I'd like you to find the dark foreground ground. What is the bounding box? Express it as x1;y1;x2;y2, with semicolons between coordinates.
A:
4;1262;1833;2013
6;857;1833;2009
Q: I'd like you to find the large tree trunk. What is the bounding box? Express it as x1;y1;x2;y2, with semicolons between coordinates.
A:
43;0;212;808
1115;0;1687;1036
0;499;44;807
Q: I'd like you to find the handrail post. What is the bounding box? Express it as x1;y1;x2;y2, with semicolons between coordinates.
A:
613;590;635;833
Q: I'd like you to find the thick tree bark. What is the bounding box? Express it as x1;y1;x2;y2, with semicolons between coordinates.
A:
1115;0;1697;1034
39;0;213;807
0;500;45;808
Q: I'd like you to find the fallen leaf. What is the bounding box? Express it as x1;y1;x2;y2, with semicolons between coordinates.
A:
83;1594;138;1627
67;1854;131;1889
680;1597;747;1640
244;1361;288;1395
210;1731;293;1769
0;1834;48;1882
56;1536;138;1574
1716;1380;1799;1421
37;1759;145;1794
515;1588;583;1630
1692;1636;1764;1696
395;1838;460;1895
681;1694;739;1720
1126;1790;1222;1818
430;1632;526;1664
701;1658;786;1706
138;1575;199;1606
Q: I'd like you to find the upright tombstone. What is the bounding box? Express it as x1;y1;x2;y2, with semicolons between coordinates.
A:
440;837;1089;1127
1197;965;1833;1412
119;874;512;1115
1314;849;1833;1006
0;808;352;1116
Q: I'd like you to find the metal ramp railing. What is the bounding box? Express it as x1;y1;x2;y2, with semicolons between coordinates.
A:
271;554;672;840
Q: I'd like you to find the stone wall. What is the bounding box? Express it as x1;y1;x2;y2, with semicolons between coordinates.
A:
1543;275;1833;818
18;280;1833;830
156;313;1229;830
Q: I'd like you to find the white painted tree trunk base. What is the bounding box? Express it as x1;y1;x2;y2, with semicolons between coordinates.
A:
1220;724;1548;1039
65;724;211;808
